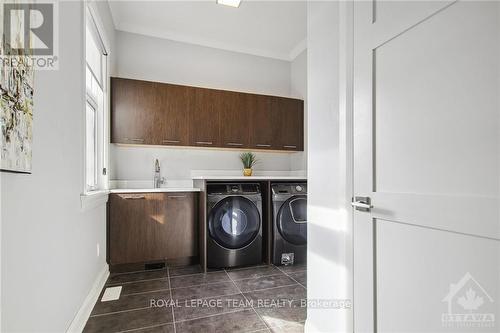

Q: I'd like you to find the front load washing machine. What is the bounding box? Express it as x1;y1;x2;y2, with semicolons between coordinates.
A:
207;183;263;268
272;183;307;265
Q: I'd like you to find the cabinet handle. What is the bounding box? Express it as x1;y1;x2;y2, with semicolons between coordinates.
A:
226;142;243;146
130;138;145;143
283;145;297;149
256;144;271;148
162;139;180;144
124;196;146;200
196;141;213;145
168;195;187;198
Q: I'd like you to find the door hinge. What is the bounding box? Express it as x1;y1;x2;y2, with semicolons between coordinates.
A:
351;196;373;212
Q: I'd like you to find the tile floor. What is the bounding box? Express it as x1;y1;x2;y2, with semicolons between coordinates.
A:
84;264;307;333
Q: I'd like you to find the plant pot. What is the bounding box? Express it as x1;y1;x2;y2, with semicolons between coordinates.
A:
243;168;253;176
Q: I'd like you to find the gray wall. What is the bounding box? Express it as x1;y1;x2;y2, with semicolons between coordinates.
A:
115;30;292;96
290;49;307;171
1;2;114;331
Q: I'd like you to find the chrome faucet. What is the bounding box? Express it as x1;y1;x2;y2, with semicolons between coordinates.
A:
154;159;165;188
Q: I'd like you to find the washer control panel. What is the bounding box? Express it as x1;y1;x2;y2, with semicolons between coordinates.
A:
271;183;307;195
207;183;261;195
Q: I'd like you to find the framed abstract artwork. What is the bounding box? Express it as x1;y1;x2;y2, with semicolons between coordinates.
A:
1;3;34;174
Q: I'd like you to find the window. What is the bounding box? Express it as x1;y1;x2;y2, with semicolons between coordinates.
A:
85;8;108;192
85;103;97;189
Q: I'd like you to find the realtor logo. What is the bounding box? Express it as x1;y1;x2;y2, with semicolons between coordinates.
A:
442;272;495;328
1;1;59;69
3;3;53;55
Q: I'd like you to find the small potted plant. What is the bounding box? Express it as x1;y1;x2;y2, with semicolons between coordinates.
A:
240;152;257;176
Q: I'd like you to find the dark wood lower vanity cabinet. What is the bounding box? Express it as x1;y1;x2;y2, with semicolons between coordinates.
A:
108;192;198;269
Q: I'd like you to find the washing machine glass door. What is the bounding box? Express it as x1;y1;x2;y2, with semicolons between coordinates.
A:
208;196;261;249
277;195;307;246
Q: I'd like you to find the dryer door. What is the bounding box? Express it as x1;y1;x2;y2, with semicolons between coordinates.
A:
277;195;307;246
208;196;261;249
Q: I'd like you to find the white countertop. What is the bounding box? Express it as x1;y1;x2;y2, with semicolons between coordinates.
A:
109;172;307;192
110;188;200;193
190;170;307;181
192;175;307;180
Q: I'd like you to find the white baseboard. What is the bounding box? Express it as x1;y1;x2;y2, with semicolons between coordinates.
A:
66;264;109;333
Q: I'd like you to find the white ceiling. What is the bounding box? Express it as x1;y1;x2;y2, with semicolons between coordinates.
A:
108;1;307;61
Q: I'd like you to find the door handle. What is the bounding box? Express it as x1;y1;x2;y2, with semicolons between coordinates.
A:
351;196;372;212
129;138;145;143
124;196;146;200
162;139;180;144
196;141;213;145
226;142;243;146
168;195;186;198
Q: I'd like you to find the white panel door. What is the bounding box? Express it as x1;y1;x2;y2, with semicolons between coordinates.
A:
353;1;500;332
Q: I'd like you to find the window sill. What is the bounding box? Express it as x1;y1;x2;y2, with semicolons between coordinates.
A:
80;190;109;212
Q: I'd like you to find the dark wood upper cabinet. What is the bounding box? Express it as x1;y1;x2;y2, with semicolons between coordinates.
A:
111;77;304;151
219;91;250;148
153;83;192;146
189;88;220;147
249;94;274;150
271;97;304;151
111;78;155;145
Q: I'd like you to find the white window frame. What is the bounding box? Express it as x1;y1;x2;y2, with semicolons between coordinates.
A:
81;2;110;209
85;95;99;191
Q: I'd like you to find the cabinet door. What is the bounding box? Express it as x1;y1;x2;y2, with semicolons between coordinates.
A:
111;78;155;145
220;91;250;148
165;193;198;259
271;97;304;151
153;83;192;146
249;95;275;150
109;193;168;264
189;88;220;147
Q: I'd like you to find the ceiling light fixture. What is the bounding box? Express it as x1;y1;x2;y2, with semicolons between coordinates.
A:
217;0;241;8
